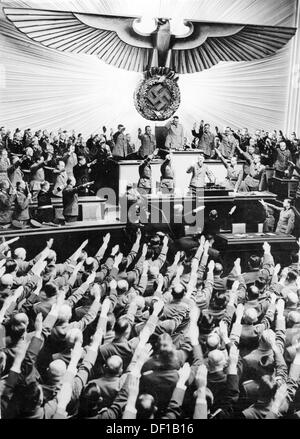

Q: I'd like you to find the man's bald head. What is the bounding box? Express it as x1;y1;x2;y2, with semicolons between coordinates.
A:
208;349;226;372
117;280;129;294
244;308;258;324
0;274;13;287
287;311;300;326
286;292;299;307
207;333;220;350
48;359;67;382
106;355;123;376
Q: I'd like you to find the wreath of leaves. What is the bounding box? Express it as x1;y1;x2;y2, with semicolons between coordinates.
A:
134;75;181;121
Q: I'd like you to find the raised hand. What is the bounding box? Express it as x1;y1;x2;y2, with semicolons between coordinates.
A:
273;264;281;276
208;260;215;272
111;244;120;256
114;252;123;266
195;364;208;389
101;297;111;316
276;299;285;317
127;373;140;399
103;233;111;245
219;320;229;342
142;261;149;273
163;236;169;247
109;279;117;291
153;298;164;315
235;303;244;322
91;283;101;301
34;312;43;335
86;271;96;285
142;243;148;257
228;344;239;366
178;363;191;386
263;242;271;254
203;240;210;254
173;251;181;265
234;258;241;276
47;238;54;248
270;292;277;305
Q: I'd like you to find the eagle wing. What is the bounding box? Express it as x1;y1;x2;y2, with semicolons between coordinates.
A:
171;21;296;74
3;7;154;72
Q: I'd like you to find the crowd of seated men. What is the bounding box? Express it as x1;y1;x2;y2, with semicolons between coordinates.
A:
1;229;300;419
0;124;300;228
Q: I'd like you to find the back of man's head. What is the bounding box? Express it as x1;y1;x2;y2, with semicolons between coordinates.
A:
79;382;102;417
259;329;276;349
207;349;225;372
287;311;300;326
46;250;57;263
14;247;26;261
106;312;116;331
5;258;18;274
248;255;261;270
286;292;299;307
105;355;123;377
213;263;223;277
244;307;258;325
258;375;277;402
57;304;72;324
286;270;298;284
255;277;267;292
247;285;259;301
0;273;13;287
117;280;129;295
47;359;67;382
148;265;159;278
114;316;130;338
171;283;186;301
84;257;97;272
44;282;58;298
136;394;157;419
207;332;220;350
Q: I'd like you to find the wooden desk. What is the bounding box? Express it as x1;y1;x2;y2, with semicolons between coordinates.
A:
29;196;106;221
116;152;245;199
269;177;298;200
122;192;278;233
215;232;297;273
216;232;296;246
0;220;126;261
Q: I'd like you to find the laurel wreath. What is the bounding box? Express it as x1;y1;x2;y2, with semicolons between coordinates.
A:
134;73;181;121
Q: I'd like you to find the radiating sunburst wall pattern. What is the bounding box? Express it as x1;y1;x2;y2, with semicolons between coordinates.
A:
0;0;298;140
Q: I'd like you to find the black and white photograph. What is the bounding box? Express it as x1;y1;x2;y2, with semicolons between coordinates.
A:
0;0;300;425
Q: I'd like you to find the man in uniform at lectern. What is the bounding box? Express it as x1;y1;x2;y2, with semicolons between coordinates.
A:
186;151;216;193
137;149;159;195
160;153;175;194
239;154;265;192
138;126;156;159
191;120;215;158
275;198;295;235
165;116;184;150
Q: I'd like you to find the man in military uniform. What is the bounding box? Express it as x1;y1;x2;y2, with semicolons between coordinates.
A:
165;116;184;150
160;153;175;194
275;198;295;235
191;120;215;158
186;151;216;193
138;126;156;158
215;149;243;192
137;150;159;195
239;154;265;192
112;124;128;159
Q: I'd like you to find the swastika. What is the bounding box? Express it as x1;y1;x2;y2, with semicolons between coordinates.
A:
146;84;172;111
